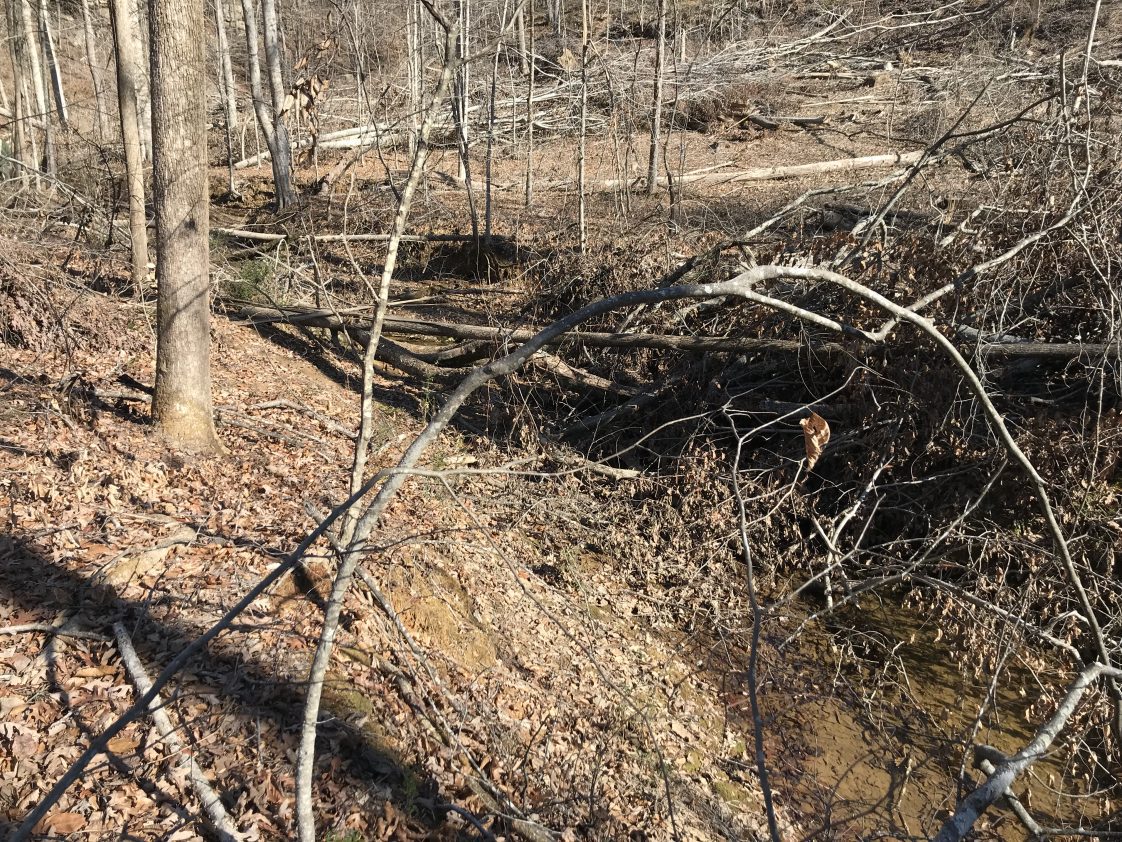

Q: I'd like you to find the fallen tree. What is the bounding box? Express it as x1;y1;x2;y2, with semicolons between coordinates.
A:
236;302;1122;362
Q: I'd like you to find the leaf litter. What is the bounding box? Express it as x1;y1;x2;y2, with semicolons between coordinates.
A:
1;256;783;840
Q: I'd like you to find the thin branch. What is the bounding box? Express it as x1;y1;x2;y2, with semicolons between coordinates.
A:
113;622;244;842
0;624;109;641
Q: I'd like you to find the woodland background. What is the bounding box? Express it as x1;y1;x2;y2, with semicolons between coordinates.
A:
1;0;1121;839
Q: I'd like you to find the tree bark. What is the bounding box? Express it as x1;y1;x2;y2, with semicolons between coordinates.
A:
5;0;34;183
645;0;666;194
133;0;152;159
214;0;239;135
240;0;295;208
79;0;109;139
214;0;239;193
37;0;67;128
261;0;296;208
17;0;51;172
109;0;150;296
149;0;221;451
406;0;422;157
514;4;528;75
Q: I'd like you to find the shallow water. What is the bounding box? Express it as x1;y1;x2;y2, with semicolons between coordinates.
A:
755;596;1110;840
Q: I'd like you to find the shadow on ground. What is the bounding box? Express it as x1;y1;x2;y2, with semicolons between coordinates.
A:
0;531;461;839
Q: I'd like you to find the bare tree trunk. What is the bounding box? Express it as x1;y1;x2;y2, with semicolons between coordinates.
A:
514;3;528;75
484;35;499;245
38;0;67;128
455;0;469;183
295;19;461;839
79;0;109;139
406;0;422;157
239;0;295;208
524;0;534;205
645;0;665;194
214;0;238;135
120;0;153;159
577;0;588;251
150;0;221;452
261;0;296;208
453;0;477;239
214;0;239;194
5;0;34;183
18;0;52;172
109;0;150;297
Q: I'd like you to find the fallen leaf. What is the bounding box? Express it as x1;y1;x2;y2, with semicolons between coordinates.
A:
36;812;86;834
800;412;831;470
107;736;140;754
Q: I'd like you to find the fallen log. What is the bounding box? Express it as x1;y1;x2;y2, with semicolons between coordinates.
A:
472;151;929;193
213;226;475;244
237;304;1120;360
235;304;850;356
235;304;455;384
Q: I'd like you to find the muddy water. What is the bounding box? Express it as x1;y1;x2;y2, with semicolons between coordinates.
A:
758;597;1109;840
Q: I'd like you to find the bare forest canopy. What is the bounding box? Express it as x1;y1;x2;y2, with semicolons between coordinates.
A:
2;0;1122;841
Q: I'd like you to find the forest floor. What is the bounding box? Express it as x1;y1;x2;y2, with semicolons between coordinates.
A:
3;8;1121;841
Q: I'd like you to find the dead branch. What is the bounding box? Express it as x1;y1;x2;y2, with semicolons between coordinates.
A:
973;749;1043;838
0;624;109;641
237;304;848;356
213;226;475;244
112;622;244;842
532;352;636;395
247;399;357;439
238;303;1120;361
563;361;708;437
494;151;925;193
934;662;1122;842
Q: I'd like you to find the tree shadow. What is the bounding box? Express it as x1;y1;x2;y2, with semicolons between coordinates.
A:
0;531;465;839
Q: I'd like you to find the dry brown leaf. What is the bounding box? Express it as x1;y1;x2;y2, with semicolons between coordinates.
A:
36;811;87;834
800;412;831;470
107;736;140;754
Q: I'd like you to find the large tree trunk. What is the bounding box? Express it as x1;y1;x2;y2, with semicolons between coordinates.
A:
109;0;149;295
239;0;295;209
149;0;221;452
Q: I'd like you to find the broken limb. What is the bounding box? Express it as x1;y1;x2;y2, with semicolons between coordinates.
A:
935;662;1122;842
